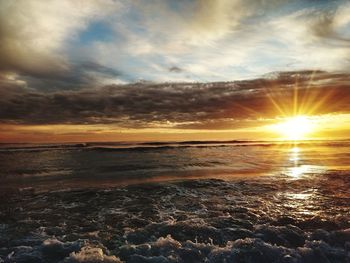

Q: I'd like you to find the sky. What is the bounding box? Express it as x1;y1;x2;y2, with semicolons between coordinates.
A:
0;0;350;142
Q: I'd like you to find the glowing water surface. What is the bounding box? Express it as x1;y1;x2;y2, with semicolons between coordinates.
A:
1;140;349;262
0;140;349;191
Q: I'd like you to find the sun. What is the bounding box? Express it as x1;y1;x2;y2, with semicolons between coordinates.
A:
273;116;314;140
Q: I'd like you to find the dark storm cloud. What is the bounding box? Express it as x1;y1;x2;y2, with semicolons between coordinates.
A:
1;71;349;129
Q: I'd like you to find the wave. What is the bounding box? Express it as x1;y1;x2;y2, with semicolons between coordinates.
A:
2;177;349;262
1;139;349;153
87;140;350;152
0;143;87;152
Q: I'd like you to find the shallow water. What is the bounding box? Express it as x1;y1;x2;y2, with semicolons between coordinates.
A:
0;140;349;191
0;140;349;262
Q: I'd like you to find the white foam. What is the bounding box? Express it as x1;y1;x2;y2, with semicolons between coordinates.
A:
65;246;122;263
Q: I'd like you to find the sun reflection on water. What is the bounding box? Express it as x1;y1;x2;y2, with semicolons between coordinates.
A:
288;165;309;178
284;192;313;200
289;147;300;162
284;146;325;179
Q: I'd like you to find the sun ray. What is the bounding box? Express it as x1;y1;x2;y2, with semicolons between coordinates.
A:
299;70;317;114
257;70;342;141
266;92;287;116
293;74;299;116
305;87;336;116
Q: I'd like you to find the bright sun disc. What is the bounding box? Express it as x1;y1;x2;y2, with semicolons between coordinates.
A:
274;116;314;140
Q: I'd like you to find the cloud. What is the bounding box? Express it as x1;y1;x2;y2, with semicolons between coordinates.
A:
0;0;121;78
310;4;350;44
0;0;350;88
169;66;183;73
79;0;350;83
1;71;349;129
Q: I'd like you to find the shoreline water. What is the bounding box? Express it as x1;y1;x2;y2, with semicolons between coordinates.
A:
1;174;349;262
0;140;349;262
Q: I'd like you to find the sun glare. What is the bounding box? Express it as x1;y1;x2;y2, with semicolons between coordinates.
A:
273;116;314;140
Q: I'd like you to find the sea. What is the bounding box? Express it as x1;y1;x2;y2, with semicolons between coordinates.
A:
0;140;349;262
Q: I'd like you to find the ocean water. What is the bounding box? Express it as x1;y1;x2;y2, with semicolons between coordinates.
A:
0;140;349;191
0;140;349;262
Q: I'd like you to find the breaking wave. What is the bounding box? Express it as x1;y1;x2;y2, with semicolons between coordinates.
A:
1;177;349;262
